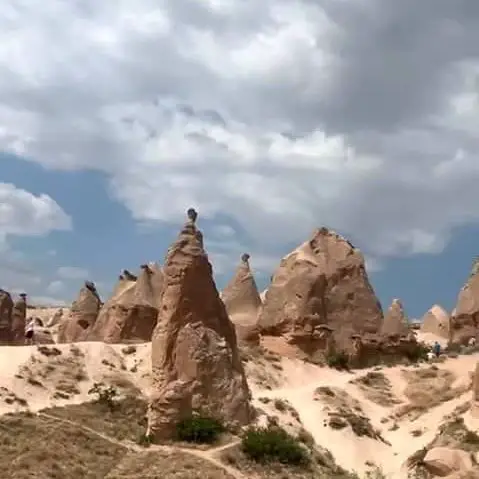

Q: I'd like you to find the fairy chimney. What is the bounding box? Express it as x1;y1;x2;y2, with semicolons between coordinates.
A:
88;263;163;343
147;209;252;440
380;299;410;337
11;293;27;344
420;305;450;340
57;281;102;343
221;253;261;345
257;227;383;353
0;289;14;344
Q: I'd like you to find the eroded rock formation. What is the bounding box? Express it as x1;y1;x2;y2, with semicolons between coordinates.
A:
147;209;251;440
57;282;102;343
0;289;13;344
221;253;261;345
11;293;27;344
380;299;410;337
257;227;383;353
88;264;162;343
419;305;450;340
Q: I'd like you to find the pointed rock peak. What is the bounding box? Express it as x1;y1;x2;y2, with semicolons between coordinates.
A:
470;256;479;278
420;304;450;339
19;293;27;300
187;207;198;223
140;263;152;274
148;209;251;440
380;298;409;336
241;253;250;264
165;208;205;264
84;280;97;293
122;270;137;281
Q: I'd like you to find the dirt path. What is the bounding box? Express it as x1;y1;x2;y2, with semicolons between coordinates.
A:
39;412;246;479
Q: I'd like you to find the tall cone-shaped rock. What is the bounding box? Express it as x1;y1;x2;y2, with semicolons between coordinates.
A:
451;258;479;345
257;227;383;352
380;299;409;336
57;281;102;343
88;264;162;343
420;305;450;340
221;253;261;344
0;289;13;344
147;209;251;441
11;293;27;344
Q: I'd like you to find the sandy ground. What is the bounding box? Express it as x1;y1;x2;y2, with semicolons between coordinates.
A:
0;337;477;478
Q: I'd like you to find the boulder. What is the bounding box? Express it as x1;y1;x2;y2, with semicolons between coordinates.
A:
380;298;410;337
147;209;252;441
451;260;479;345
423;447;473;477
57;282;102;343
88;264;162;343
419;304;450;340
257;227;383;353
221;253;261;345
11;293;27;344
0;289;13;344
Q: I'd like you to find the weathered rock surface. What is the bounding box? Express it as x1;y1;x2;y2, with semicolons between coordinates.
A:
147;209;251;440
0;289;13;344
471;362;479;418
423;447;473;477
221;253;261;345
451;260;479;345
57;282;102;343
257;227;383;353
11;293;27;344
419;304;450;340
380;298;410;337
88;264;162;343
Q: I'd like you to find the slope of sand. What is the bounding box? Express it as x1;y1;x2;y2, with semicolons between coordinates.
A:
0;339;478;478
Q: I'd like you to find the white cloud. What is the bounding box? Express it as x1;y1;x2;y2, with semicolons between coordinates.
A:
0;0;478;267
46;280;65;294
0;183;71;242
57;266;89;280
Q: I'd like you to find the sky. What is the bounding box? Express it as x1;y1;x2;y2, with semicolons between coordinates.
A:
0;0;478;318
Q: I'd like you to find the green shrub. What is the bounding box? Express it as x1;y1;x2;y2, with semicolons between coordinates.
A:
176;415;225;444
88;382;118;410
326;351;349;370
241;425;309;466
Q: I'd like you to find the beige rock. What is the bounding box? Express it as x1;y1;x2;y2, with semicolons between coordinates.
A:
221;253;261;345
88;264;162;343
420;304;450;340
380;298;410;337
423;447;473;477
257;227;383;352
451;260;479;345
57;281;102;343
471;362;479;418
46;308;65;328
11;293;27;344
147;209;252;441
0;289;13;344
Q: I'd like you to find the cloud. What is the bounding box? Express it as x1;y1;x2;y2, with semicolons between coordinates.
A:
0;0;478;268
46;280;65;294
57;266;89;280
0;183;71;242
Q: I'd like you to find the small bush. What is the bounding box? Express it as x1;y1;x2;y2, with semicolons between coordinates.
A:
176;415;225;444
326;351;349;370
88;382;118;410
137;433;153;447
241;425;309;466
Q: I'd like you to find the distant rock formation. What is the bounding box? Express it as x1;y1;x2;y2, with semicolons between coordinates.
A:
0;289;13;344
257;227;383;353
147;209;251;441
419;305;450;340
57;282;102;343
11;293;27;344
380;299;410;337
88;263;163;343
46;308;65;328
221;253;261;345
450;259;479;345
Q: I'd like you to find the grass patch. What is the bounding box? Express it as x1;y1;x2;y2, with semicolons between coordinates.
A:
176;415;225;444
0;411;125;478
42;395;148;442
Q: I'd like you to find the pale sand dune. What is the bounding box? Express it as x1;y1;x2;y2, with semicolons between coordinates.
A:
0;340;478;478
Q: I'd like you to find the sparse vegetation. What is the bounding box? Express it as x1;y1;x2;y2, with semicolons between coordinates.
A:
326;350;350;370
350;371;400;406
241;424;309;465
176;415;225;444
88;382;118;410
